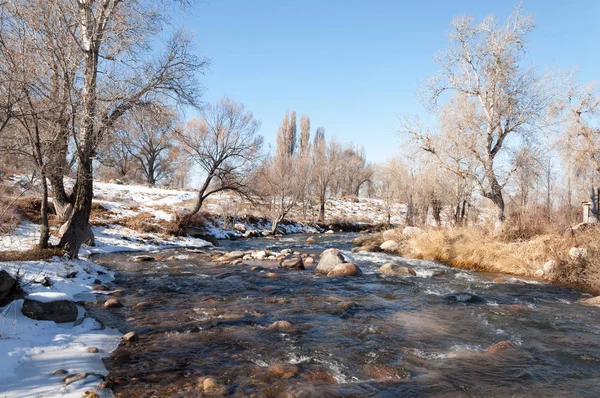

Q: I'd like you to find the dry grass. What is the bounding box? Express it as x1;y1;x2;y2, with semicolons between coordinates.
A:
405;228;555;275
116;212;162;234
0;248;64;262
1;196;59;233
400;224;600;294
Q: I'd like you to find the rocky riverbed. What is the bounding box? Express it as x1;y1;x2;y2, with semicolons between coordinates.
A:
84;233;600;397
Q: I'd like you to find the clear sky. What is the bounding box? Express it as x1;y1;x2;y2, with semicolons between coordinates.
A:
174;0;600;162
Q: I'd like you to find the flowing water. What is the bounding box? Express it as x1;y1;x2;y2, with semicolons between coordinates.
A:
90;233;600;397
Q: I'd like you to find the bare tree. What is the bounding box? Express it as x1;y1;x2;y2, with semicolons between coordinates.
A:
299;114;311;157
311;128;340;222
258;153;308;234
55;0;206;257
408;6;558;224
175;97;263;234
117;104;177;185
275;110;297;157
258;113;308;233
335;144;373;198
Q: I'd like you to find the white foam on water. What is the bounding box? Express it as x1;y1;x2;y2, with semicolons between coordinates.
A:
449;343;484;352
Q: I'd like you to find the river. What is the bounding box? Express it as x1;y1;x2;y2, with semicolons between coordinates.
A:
90;233;600;397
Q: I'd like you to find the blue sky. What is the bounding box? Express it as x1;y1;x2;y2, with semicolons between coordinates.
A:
173;0;600;162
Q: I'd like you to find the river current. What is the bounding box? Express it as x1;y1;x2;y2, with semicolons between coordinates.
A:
90;233;600;397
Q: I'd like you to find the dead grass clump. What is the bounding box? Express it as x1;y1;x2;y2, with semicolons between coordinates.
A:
498;214;556;242
0;248;64;262
548;225;600;294
0;198;24;233
1;196;60;232
406;228;555;276
90;202;112;218
351;232;384;247
117;212;162;234
14;197;56;224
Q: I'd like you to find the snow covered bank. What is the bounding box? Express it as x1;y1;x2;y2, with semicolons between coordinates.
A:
0;257;121;398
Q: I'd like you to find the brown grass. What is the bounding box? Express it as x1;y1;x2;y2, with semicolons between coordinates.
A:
0;248;64;262
116;212;162;234
400;224;600;294
405;228;554;275
1;196;60;233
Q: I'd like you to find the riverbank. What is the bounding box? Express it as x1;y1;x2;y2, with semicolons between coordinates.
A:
0;218;215;397
354;225;600;295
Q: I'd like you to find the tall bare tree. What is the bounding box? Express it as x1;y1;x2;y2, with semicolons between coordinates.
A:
299;114;311;158
55;0;206;256
408;6;558;224
175;97;263;234
311;128;340;222
258;113;308;233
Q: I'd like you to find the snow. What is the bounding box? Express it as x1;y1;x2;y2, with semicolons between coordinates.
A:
0;301;120;398
0;257;121;397
0;221;60;252
26;292;72;303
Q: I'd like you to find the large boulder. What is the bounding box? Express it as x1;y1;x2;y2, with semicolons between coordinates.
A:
21;299;78;323
315;249;346;274
379;263;416;276
580;296;600;306
402;226;423;239
187;228;219;246
380;240;400;253
279;255;305;270
0;270;17;303
327;263;362;277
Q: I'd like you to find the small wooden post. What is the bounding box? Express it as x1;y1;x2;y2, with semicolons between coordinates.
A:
583;202;592;223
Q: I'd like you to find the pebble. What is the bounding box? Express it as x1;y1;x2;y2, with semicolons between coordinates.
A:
122;331;138;342
267;320;294;332
86;346;99;353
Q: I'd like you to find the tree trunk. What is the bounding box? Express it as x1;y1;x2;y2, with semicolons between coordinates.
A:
58;159;94;257
484;163;505;224
318;192;326;223
59;43;98;258
48;171;73;221
38;171;50;249
271;214;284;235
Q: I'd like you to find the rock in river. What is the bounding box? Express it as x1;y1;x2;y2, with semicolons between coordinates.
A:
315;248;346;274
379;263;416;276
327;263;362;277
279;255;305;270
380;240;400;253
442;292;486;305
